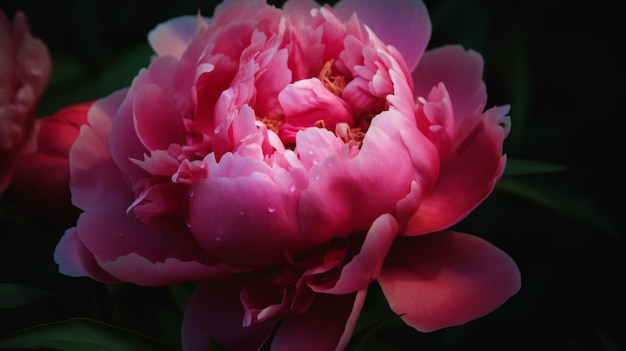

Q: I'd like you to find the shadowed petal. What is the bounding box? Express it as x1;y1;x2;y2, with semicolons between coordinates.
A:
54;227;120;284
378;231;520;332
271;289;367;351
182;277;276;351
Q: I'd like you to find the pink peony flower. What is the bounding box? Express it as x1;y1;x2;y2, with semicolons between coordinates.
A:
54;0;520;349
11;101;93;225
0;10;52;193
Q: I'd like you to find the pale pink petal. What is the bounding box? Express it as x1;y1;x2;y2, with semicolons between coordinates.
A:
413;45;487;123
148;15;209;59
54;227;120;284
182;278;276;351
333;0;431;70
308;214;398;294
378;231;521;332
278;78;353;144
271;289;367;351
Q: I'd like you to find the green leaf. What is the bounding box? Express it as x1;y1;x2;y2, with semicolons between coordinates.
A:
0;318;176;351
503;158;566;176
0;281;52;308
496;177;619;239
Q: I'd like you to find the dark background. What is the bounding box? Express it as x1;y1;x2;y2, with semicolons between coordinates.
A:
1;0;623;350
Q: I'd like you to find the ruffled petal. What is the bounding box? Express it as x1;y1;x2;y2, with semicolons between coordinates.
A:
182;277;276;351
378;231;521;332
298;111;426;245
333;0;431;71
271;289;367;351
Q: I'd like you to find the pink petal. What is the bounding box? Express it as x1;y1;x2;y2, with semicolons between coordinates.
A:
333;0;431;71
148;15;209;59
132;84;185;150
297;111;428;245
69;89;130;211
271;289;367;351
378;231;521;332
278;78;353;144
405;106;507;235
182;277;275;351
413;45;487;124
189;153;303;268
54;227;121;284
75;202;231;286
308;214;398;294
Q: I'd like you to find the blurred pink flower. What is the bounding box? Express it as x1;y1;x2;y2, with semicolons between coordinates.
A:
54;0;520;349
0;10;51;193
11;101;93;225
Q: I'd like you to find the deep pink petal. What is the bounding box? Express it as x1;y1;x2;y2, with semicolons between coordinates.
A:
413;45;487;123
298;111;428;245
189;153;303;268
378;231;521;332
309;214;398;294
148;15;209;59
54;227;121;284
182;277;275;351
333;0;431;71
132;84;185;150
271;289;367;351
405;106;507;235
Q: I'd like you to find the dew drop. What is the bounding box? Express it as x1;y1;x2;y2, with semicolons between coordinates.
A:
239;210;245;216
315;173;320;181
308;150;314;155
188;189;194;197
214;236;222;242
267;206;276;213
289;184;296;192
214;126;221;134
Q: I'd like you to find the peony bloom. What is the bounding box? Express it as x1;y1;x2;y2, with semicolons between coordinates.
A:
0;10;52;193
54;0;520;350
11;101;93;225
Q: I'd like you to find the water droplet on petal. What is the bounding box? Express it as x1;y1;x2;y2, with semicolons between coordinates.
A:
214;126;221;134
188;189;194;197
239;210;245;216
267;206;276;213
308;150;314;155
214;236;222;242
289;184;296;192
315;173;320;181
